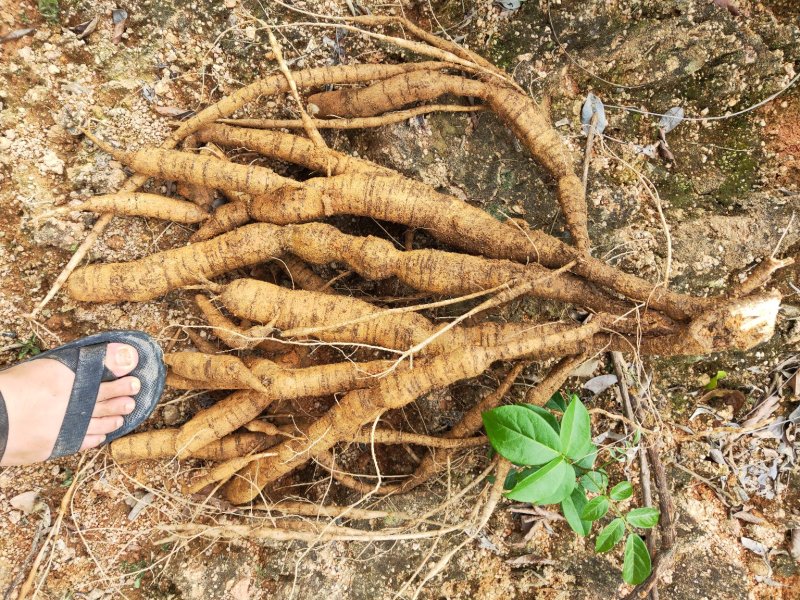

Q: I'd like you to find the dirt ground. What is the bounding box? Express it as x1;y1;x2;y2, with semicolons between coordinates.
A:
0;0;799;598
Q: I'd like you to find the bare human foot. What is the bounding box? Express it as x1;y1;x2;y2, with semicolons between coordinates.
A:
0;343;140;466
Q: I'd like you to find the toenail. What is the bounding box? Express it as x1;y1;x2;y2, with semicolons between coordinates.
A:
125;401;135;412
115;346;136;369
130;378;141;394
117;417;124;428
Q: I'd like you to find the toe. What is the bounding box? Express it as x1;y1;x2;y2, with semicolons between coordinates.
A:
104;343;139;378
97;376;140;402
80;434;106;451
86;415;125;436
93;396;135;418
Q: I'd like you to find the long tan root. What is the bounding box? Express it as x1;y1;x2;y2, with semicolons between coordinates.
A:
164;352;270;393
173;357;395;455
67;220;675;333
525;353;589;406
307;71;589;251
197;124;392;176
194;294;280;352
190;202;249;242
67;223;282;302
217;104;482;130
176;135;217;209
110;429;271;463
69;193;210;223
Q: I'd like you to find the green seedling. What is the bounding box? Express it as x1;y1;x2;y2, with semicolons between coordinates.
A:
483;392;659;585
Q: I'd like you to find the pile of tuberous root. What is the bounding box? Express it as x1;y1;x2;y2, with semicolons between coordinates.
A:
61;17;788;514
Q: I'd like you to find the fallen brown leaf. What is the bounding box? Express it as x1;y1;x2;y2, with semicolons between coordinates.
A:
71;15;99;40
111;9;128;44
153;105;196;120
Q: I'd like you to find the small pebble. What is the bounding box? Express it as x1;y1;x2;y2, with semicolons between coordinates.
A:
106;234;125;250
162;404;181;426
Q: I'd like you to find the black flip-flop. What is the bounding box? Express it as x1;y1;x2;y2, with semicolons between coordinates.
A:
0;330;165;461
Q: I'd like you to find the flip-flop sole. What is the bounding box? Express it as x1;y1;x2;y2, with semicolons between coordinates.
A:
30;330;165;447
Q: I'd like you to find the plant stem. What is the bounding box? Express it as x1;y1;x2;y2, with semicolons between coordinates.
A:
612;351;658;599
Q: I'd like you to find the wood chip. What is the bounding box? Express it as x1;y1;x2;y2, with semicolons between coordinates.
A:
740;536;768;556
0;28;35;44
127;491;155;521
732;510;765;525
583;374;617;395
570;358;601;378
9;491;39;514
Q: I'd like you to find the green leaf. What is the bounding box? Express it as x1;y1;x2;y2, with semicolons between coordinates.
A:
580;496;609;521
574;445;598;470
506;457;575;505
608;447;625;463
504;466;538;490
573;443;598;469
16;335;42;360
609;481;634;501
561;487;592;537
560;397;592;461
521;404;560;433
60;467;74;488
545;391;568;412
580;470;608;494
623;534;652;585
704;370;727;391
626;507;660;529
595;517;625;553
482;406;562;466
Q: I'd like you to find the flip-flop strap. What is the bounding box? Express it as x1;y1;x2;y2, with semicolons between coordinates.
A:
49;344;108;459
0;392;8;462
46;348;117;382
